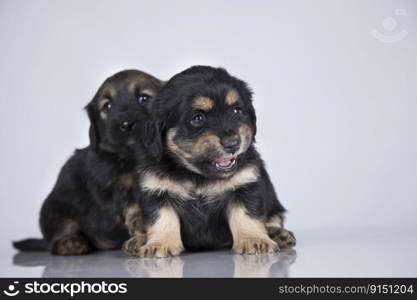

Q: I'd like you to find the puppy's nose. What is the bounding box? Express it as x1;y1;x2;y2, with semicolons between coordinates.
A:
221;135;241;153
119;120;136;132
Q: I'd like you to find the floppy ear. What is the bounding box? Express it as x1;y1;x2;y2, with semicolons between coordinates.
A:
239;84;257;137
235;78;257;137
247;103;257;137
142;117;164;162
85;104;100;152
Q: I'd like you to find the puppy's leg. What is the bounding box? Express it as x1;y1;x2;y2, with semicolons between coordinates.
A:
80;212;129;251
122;203;147;256
51;234;91;256
40;198;92;255
266;214;296;249
49;220;92;256
128;205;183;258
229;204;278;255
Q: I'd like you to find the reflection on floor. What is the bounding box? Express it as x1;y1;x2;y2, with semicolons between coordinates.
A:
12;250;297;278
4;226;417;277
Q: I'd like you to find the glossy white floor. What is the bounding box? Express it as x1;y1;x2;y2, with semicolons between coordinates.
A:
1;226;416;278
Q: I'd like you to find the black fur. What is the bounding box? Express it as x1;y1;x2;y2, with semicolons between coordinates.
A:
13;238;48;251
14;70;163;255
135;66;292;255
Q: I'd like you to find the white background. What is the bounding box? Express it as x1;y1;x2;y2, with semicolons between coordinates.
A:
0;0;416;255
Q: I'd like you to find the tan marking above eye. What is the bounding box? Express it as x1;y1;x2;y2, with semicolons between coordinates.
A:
127;75;158;95
98;98;111;111
192;96;214;111
101;84;117;99
225;89;240;105
140;88;156;97
128;79;143;94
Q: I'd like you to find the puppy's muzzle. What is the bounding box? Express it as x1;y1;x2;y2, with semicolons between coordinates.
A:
221;135;241;154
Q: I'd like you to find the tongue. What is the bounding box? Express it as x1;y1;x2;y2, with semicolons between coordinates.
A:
216;157;233;167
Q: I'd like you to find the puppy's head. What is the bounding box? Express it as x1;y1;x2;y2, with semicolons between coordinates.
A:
150;66;257;178
86;70;163;159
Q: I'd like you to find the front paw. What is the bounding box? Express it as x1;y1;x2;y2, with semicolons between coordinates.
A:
138;241;184;258
122;234;147;257
268;228;296;249
233;237;278;255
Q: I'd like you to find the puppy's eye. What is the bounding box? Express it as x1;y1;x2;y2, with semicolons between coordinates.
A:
233;106;243;114
138;94;152;104
104;102;113;111
190;113;206;127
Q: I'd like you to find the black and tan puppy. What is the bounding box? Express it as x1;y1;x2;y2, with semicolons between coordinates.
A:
124;66;296;258
13;70;163;255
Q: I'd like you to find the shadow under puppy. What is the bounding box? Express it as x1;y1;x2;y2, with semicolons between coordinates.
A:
124;66;296;258
13;70;164;255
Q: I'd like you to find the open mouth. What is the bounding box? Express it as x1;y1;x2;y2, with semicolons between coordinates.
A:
214;155;237;171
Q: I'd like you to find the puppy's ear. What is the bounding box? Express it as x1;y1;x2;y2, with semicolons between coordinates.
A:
142;118;164;161
235;78;257;136
85;103;100;152
247;103;257;137
240;84;257;136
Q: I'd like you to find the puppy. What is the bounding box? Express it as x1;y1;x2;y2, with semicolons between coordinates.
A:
13;70;164;255
125;66;296;258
